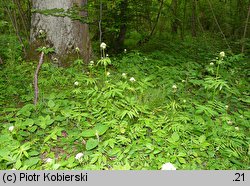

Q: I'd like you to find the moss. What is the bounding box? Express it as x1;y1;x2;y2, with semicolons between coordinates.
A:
31;5;89;23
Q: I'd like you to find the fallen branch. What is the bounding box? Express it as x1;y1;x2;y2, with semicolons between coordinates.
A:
34;52;44;105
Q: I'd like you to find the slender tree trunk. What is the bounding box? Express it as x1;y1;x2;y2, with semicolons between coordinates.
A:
191;0;197;37
171;0;178;34
14;0;29;39
30;0;91;63
181;0;187;40
3;2;27;55
241;3;250;53
149;0;164;38
207;0;232;51
138;0;164;45
114;0;128;52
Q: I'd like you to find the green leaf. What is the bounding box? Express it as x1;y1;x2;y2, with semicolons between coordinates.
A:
67;156;75;164
146;143;154;150
171;132;180;142
44;135;51;143
199;135;206;144
23;157;40;167
45;115;54;125
23;118;34;127
90;155;99;164
86;138;99;151
15;159;22;169
19;130;30;137
0;149;10;158
178;157;186;164
81;129;96;137
17;104;34;117
48;100;55;108
178;152;187;157
81;124;109;138
29;151;40;157
28;126;37;132
52;164;61;170
36;115;54;129
94;124;109;136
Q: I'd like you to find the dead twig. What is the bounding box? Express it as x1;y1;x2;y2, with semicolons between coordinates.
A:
34;52;44;105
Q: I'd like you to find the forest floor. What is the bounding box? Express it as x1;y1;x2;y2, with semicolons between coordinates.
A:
0;38;249;170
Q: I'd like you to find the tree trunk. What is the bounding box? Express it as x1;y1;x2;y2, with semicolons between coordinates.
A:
30;0;91;63
181;0;187;40
114;0;128;52
171;0;178;34
241;3;250;53
191;0;197;37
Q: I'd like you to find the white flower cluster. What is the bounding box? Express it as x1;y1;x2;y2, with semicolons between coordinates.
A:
75;153;84;160
161;162;176;170
74;81;79;86
122;73;127;79
89;61;94;67
100;42;107;49
219;51;225;58
129;77;136;82
172;84;177;89
45;158;53;163
9;126;14;132
75;47;80;52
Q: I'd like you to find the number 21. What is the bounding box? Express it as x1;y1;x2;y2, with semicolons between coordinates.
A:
235;173;244;181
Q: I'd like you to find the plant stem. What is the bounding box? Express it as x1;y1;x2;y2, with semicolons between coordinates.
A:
34;52;44;105
213;61;220;101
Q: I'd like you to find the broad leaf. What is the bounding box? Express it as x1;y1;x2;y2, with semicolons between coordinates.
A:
86;138;99;150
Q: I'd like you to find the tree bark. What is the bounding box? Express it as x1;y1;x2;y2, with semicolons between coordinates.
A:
30;0;91;63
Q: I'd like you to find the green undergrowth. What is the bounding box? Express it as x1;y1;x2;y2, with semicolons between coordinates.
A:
0;47;249;170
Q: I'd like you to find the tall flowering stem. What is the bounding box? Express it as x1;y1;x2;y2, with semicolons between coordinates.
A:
100;42;106;59
213;52;225;100
100;42;108;75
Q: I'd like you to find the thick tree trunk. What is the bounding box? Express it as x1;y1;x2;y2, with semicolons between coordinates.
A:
30;0;91;63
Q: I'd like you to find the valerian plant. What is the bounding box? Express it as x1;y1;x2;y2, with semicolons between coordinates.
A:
0;47;249;170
